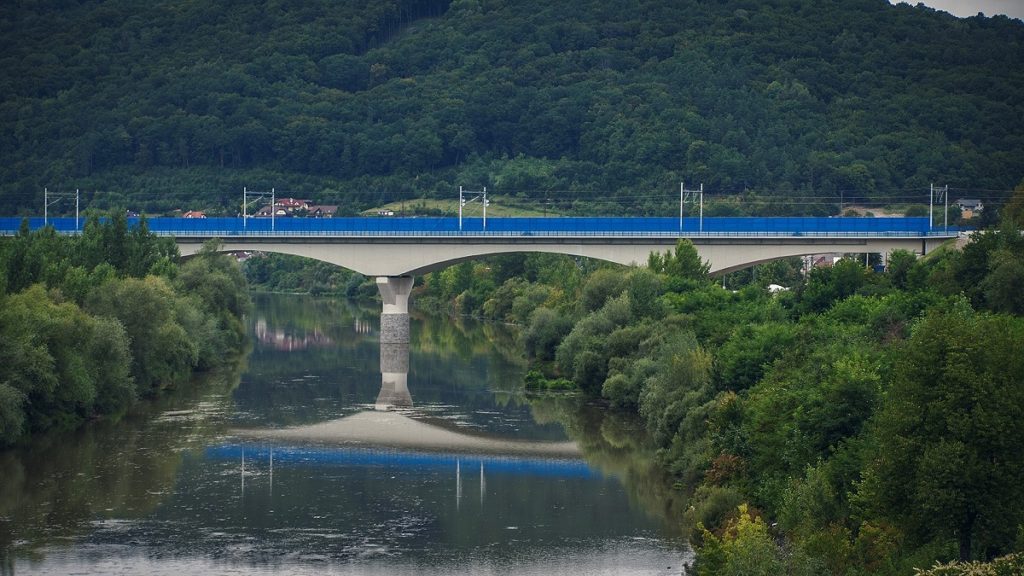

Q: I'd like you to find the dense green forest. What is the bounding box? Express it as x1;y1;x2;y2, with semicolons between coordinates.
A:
412;191;1024;574
2;0;1023;215
0;216;251;446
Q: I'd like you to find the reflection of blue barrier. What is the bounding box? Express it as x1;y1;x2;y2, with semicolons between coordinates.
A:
207;444;599;479
0;216;953;237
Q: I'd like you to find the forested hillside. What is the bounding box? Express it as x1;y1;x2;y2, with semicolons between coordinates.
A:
2;0;1022;214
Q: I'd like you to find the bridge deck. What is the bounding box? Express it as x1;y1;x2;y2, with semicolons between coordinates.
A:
0;215;962;277
1;216;958;238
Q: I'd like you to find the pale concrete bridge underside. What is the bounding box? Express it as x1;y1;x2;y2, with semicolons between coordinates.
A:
178;235;947;277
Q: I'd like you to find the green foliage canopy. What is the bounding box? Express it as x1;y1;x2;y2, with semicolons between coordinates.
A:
2;0;1023;213
861;303;1024;561
0;217;250;445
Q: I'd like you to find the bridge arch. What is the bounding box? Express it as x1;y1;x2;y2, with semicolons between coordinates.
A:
181;236;936;277
179;239;682;277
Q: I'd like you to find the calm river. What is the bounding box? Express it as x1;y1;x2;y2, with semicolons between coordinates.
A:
0;293;691;575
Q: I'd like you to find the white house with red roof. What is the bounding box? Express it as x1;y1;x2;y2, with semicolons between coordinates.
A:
275;198;310;213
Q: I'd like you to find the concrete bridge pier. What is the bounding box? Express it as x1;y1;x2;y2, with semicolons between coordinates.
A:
377;276;414;344
375;276;414;410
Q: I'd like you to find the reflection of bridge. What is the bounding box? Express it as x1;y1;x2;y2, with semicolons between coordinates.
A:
4;216;958;347
377;342;412;410
234;411;581;458
237;299;581;473
209;445;596;480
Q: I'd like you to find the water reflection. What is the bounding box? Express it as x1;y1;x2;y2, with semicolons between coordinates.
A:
376;342;412;410
0;363;245;564
254;316;336;351
0;294;690;575
211;445;596;477
233;411;581;457
528;397;692;541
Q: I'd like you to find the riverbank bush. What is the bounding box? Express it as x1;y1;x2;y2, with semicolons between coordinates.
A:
523;370;575;392
0;215;251;446
914;552;1024;576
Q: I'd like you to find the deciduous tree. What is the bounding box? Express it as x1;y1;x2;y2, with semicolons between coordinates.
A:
860;303;1024;561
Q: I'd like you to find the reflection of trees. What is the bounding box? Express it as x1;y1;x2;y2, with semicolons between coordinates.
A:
254;314;336;351
530;396;690;540
250;292;375;353
0;360;245;560
412;311;525;368
238;295;381;425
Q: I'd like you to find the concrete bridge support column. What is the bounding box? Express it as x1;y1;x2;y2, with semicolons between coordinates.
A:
377;276;414;344
375;276;414;410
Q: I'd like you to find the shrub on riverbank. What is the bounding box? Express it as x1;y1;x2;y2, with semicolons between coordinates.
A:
0;216;251;446
523;369;575;392
914;553;1024;576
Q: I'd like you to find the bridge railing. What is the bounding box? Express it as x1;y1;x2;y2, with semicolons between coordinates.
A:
0;216;960;238
151;230;953;239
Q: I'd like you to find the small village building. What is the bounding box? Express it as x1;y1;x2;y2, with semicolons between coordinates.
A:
811;254;840;269
308;205;339;218
253;199;332;218
275;198;311;215
955;198;984;219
